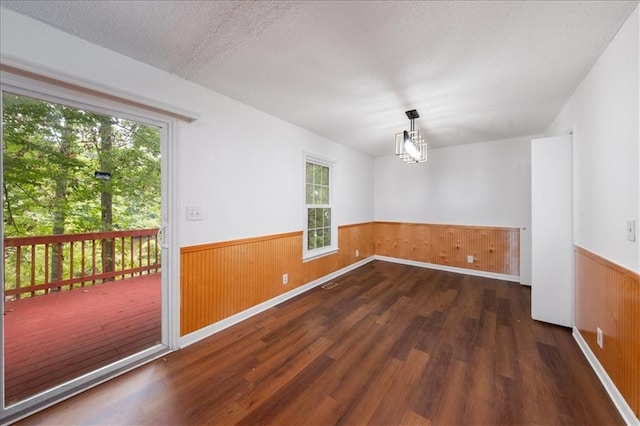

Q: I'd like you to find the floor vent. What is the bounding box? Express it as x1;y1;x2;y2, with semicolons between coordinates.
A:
321;282;339;290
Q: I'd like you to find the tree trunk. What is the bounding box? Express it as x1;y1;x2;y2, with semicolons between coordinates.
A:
51;177;67;286
50;114;70;289
98;117;115;281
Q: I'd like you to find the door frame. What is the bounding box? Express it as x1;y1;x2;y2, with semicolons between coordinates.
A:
0;70;180;423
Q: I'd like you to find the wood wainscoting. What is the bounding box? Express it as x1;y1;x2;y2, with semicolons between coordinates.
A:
374;222;520;276
180;223;375;336
575;246;640;419
181;222;520;336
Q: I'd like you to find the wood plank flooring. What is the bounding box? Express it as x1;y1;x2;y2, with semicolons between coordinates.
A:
17;261;622;425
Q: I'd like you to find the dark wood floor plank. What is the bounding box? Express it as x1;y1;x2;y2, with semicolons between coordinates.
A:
414;310;446;354
431;358;470;425
375;294;414;326
409;342;453;418
229;336;334;424
400;408;431;425
452;315;480;363
268;316;392;424
495;374;522;425
463;346;497;425
306;396;343;425
236;354;334;425
389;314;429;361
335;357;403;425
369;348;431;425
496;323;518;379
253;313;327;363
17;261;624;425
327;326;398;415
324;314;376;358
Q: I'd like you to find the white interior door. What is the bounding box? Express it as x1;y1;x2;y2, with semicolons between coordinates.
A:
531;135;573;327
519;156;532;286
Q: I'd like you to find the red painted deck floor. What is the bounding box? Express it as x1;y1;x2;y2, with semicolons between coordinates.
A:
3;274;161;405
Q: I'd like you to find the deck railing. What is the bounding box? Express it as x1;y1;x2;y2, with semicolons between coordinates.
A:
3;228;161;300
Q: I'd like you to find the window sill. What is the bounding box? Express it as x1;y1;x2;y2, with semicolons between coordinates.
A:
302;247;339;263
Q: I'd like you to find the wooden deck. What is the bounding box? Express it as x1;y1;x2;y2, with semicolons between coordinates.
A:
3;273;161;404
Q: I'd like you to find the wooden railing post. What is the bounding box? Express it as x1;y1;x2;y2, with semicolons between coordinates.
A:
51;242;63;292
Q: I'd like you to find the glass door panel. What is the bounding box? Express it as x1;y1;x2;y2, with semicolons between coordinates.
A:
2;91;163;406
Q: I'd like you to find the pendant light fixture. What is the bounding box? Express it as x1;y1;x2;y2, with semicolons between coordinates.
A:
395;109;427;163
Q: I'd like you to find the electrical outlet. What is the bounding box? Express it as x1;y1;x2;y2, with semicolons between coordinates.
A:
597;327;603;348
467;255;474;263
355;249;359;257
282;273;288;285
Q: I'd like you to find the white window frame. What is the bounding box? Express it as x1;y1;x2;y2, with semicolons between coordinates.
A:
303;154;338;261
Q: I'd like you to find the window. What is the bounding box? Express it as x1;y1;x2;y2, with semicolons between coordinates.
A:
304;157;336;259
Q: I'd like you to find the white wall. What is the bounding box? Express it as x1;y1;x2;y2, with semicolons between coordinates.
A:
0;8;375;248
546;6;639;272
374;136;533;282
374;136;532;228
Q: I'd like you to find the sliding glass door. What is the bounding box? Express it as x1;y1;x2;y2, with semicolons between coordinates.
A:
0;78;174;421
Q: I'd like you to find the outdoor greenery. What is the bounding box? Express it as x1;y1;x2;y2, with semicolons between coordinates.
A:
3;92;161;237
2;92;162;296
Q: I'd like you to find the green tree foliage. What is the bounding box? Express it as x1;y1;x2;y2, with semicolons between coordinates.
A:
2;92;161;238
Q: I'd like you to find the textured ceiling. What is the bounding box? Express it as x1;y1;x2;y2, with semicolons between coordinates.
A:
2;1;637;155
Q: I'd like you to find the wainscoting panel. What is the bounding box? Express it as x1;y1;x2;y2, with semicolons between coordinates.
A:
575;246;639;419
180;223;375;336
180;231;303;336
374;222;520;276
180;222;519;336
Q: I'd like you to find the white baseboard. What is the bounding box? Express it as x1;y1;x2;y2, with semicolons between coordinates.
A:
374;255;520;283
573;327;639;426
179;256;375;348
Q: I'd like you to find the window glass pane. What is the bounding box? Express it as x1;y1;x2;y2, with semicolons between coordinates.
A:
305;162;314;184
319;187;329;204
307;208;316;229
320;166;329;185
317;208;326;229
315;228;324;247
313;164;323;184
323;228;331;246
324;208;331;226
306;184;314;204
307;232;316;250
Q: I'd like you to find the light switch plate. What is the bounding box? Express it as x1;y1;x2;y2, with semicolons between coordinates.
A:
627;220;636;242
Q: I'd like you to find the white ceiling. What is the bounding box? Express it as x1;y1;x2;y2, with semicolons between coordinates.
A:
2;1;637;156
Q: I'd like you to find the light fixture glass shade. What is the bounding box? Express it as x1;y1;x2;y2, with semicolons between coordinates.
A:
395;130;427;163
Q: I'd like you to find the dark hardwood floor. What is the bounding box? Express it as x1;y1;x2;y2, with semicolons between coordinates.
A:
17;261;622;425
